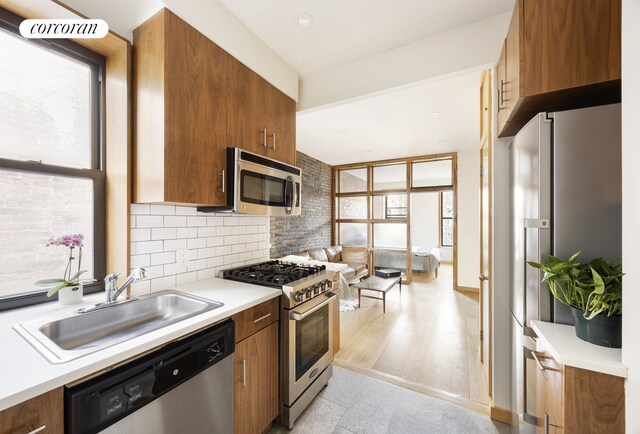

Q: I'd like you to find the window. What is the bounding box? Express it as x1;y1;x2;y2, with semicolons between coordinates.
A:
440;191;454;247
384;195;407;219
0;9;105;310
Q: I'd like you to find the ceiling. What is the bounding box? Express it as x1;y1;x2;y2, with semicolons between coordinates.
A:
219;0;514;76
296;71;481;166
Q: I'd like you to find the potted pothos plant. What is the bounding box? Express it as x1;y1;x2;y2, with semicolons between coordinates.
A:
528;251;623;348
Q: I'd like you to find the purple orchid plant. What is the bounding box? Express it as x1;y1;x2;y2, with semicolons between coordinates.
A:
35;234;92;297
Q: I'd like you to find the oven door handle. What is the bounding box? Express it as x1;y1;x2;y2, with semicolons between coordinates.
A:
290;293;337;321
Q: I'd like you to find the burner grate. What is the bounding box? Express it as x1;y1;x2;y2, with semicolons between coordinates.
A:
222;260;326;288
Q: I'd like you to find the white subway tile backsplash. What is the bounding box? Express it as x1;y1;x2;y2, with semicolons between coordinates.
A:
176;271;198;285
151;276;176;292
164;239;187;252
131;254;151;268
152;227;176;240
197;269;216;280
175;206;197;216
136;215;164;228
187;216;207;227
197;227;216;237
130;204;270;290
216;246;232;256
131;228;151;242
207;217;224;226
177;227;198;238
136;240;164;254
206;236;224;247
131;204;150;215
224;235;239;246
130;279;150;295
149;204;175;215
216;226;233;236
164;215;187;227
150;251;176;266
187;238;206;249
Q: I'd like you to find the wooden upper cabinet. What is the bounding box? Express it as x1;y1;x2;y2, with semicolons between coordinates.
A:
227;57;297;166
480;70;492;142
134;9;227;206
497;0;621;137
0;388;63;434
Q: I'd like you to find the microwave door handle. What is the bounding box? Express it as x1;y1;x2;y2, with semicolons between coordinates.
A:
292;180;299;212
290;293;337;321
284;175;294;214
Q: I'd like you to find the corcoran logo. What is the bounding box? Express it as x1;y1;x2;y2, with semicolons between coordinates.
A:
19;19;109;39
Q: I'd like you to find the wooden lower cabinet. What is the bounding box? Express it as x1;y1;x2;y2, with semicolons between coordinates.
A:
534;351;624;434
234;321;279;434
0;388;63;434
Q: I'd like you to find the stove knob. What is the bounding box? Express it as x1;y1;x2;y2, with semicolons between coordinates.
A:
320;281;326;292
313;284;320;295
305;288;313;298
294;291;304;302
326;279;333;289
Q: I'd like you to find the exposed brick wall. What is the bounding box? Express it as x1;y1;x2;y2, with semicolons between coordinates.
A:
270;152;333;258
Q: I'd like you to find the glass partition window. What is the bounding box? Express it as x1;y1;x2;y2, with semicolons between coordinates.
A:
338;168;367;193
373;164;406;190
338;196;367;219
338;223;367;246
441;191;454;247
412;159;452;188
373;223;407;249
372;194;407;220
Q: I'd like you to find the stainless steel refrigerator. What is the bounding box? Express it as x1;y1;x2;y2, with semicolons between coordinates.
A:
509;103;621;425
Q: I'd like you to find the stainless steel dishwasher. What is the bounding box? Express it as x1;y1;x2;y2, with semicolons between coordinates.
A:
66;320;234;434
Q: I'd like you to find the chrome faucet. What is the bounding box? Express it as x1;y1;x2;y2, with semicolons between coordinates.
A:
104;268;148;304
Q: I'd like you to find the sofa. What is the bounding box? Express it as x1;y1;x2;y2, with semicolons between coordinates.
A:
297;245;369;283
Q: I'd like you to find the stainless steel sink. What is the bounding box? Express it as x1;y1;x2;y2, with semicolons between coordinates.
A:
14;290;223;363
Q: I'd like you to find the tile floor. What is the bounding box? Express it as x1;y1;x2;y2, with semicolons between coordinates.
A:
270;366;511;434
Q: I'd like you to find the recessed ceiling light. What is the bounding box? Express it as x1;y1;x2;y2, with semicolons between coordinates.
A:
427;112;440;119
437;140;446;145
295;12;313;28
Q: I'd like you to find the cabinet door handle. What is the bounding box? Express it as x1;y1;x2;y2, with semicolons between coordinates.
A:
544;413;560;434
271;132;276;150
500;79;506;106
242;358;247;386
253;312;272;323
532;351;545;371
262;128;267;147
220;170;225;193
27;426;46;434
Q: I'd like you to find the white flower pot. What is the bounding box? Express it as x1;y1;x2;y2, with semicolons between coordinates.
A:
58;284;83;305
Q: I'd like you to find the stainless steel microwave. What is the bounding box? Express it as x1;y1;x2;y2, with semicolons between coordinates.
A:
198;148;301;216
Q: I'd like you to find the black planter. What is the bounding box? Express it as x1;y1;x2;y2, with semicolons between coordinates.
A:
571;307;589;341
571;307;622;348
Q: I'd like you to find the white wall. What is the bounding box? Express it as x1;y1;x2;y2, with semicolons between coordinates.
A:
60;0;299;101
298;12;511;112
128;205;270;294
457;146;481;288
411;193;440;248
622;0;640;430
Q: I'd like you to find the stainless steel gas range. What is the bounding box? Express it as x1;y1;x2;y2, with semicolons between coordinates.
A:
222;260;337;429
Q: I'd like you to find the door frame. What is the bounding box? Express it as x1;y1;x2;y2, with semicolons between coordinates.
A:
479;69;493;400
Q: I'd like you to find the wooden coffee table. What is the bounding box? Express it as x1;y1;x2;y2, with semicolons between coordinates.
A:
354;275;402;313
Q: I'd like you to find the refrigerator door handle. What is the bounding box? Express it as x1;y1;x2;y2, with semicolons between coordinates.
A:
522;348;539;426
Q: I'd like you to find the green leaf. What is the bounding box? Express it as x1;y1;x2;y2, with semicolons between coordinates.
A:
591;267;605;294
34;278;66;286
568;251;582;263
47;282;69;297
68;269;87;282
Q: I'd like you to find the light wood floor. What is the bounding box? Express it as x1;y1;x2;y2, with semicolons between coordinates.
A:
335;264;490;412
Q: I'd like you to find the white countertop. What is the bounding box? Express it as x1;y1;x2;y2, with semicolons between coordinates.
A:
531;320;627;378
0;278;280;411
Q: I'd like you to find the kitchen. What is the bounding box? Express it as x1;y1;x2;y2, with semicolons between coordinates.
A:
0;0;638;433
